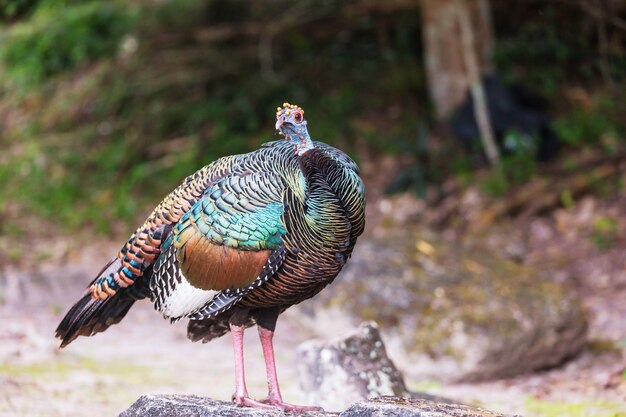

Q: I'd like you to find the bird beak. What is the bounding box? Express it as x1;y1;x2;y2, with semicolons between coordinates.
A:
275;118;284;130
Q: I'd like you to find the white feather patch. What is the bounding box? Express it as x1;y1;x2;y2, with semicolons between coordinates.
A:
159;279;217;319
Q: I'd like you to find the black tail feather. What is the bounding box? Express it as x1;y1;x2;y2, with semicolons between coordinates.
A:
55;290;136;348
55;258;152;348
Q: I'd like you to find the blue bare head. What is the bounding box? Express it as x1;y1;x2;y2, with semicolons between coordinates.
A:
275;103;313;155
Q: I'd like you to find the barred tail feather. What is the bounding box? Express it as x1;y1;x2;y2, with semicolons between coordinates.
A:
55;257;150;348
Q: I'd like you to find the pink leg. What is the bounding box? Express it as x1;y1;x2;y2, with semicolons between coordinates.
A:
258;326;323;412
229;323;276;409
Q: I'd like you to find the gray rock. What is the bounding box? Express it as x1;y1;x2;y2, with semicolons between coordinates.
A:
292;228;588;382
341;397;521;417
118;395;520;417
118;394;335;417
297;322;409;411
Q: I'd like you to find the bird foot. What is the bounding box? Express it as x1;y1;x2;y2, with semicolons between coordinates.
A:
260;397;324;412
232;394;279;409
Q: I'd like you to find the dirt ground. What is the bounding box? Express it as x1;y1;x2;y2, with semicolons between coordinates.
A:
2;193;626;417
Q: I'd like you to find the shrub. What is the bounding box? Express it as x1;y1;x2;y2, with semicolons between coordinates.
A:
0;0;39;21
0;1;135;87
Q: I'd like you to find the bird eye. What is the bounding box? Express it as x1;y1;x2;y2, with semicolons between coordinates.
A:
294;112;302;122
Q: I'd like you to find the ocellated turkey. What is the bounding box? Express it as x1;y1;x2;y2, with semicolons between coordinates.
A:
55;103;366;411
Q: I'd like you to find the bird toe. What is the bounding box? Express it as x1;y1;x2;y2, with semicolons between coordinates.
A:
232;394;280;410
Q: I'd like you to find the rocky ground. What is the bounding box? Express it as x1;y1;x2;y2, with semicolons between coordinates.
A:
119;395;520;417
1;191;626;417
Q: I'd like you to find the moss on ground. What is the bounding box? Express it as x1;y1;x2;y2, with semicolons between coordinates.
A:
525;397;626;417
0;355;150;381
330;229;585;365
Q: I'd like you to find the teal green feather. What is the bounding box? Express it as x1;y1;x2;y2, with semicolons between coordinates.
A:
173;176;286;252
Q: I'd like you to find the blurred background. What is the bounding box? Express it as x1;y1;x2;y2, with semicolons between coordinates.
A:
0;0;625;416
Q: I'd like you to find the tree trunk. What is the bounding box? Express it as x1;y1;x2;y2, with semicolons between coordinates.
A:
420;0;494;120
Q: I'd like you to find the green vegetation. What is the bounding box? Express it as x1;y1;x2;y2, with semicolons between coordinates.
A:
0;0;624;240
560;190;575;210
0;0;37;21
480;130;538;197
0;1;136;88
0;0;427;236
555;93;626;149
591;215;619;250
494;4;625;98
